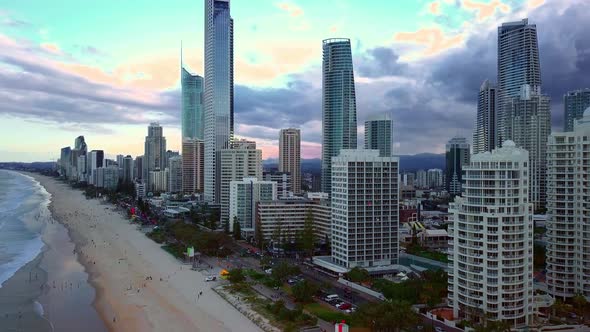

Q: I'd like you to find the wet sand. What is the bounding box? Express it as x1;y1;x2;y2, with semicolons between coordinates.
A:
31;174;261;332
0;254;51;332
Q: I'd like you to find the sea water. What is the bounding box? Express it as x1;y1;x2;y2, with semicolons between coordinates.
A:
0;170;47;288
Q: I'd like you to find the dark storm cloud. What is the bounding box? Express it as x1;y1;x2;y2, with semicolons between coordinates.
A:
357;47;407;78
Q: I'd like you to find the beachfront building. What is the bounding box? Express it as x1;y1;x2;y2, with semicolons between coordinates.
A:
256;196;331;244
220;140;262;227
77;155;87;182
204;0;234;204
95;166;119;190
87;150;104;186
229;178;276;237
143;123;167;192
505;84;551;211
168;155;183;194
321;38;357;194
445;137;470;195
364;113;393;157
182;138;204;194
448;141;533;328
314;149;399;274
563;89;590;132
263;171;291;198
546;108;590;300
279;128;301;194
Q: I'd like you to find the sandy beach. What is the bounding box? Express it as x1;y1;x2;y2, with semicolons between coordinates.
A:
31;174;261;332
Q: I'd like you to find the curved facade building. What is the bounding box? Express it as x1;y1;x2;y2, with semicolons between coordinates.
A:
181;66;204;140
448;141;533;328
321;38;357;194
204;0;234;203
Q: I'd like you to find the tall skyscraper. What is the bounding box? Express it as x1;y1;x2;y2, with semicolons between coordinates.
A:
143;123;167;191
546;108;590;299
59;146;71;178
448;141;533;328
134;156;143;181
204;0;234;203
181;52;204;140
321;38;357;194
122;155;134;183
219;140;262;227
427;168;443;188
563;89;590;132
116;154;124;167
168;155;183;194
87;150;104;185
279;128;301;194
74;136;87;154
182;138;204;194
445;137;470;195
324;149;399;272
473;80;498;153
505;84;551;211
364;113;392;157
497;18;541;144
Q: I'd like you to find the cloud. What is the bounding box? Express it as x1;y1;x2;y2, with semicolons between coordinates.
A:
393;27;465;58
276;2;304;17
429;1;442;15
357;47;407;78
462;0;511;22
40;42;62;55
528;0;545;9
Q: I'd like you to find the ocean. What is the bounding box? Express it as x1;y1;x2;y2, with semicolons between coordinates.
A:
0;170;48;288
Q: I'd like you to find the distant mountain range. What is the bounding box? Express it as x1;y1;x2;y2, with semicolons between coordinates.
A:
264;153;445;174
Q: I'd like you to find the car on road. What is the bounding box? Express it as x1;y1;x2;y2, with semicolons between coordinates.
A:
337;302;352;310
204;276;216;282
435;327;444;332
265;268;273;275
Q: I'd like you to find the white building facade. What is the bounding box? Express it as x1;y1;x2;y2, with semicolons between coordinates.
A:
448;141;533;328
546;108;590;300
330;149;399;271
229;178;276;234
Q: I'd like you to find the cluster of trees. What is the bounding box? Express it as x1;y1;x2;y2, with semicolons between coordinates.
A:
372;270;448;307
189;204;219;229
345;267;371;283
351;299;419;332
264;300;317;332
148;221;232;257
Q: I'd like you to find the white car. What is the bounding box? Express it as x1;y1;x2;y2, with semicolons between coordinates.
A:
265;268;273;275
204;276;216;282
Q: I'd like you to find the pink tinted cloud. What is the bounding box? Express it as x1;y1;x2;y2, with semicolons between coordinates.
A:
394;27;464;57
40;42;62;55
276;2;304;17
429;1;441;15
462;0;510;22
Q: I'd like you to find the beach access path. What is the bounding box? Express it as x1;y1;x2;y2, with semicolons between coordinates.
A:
32;174;261;332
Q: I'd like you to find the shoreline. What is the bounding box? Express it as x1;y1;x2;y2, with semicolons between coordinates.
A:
29;173;262;332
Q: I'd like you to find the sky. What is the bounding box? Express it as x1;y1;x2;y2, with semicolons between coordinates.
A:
1;0;589;162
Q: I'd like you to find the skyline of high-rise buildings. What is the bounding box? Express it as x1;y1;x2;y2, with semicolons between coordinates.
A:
321;38;357;195
204;0;234;204
563;89;590;132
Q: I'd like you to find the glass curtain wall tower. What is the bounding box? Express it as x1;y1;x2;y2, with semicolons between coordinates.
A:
204;0;234;203
321;38;357;194
497;19;541;146
181;47;204;140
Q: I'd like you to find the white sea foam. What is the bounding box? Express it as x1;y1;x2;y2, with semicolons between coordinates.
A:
0;171;47;288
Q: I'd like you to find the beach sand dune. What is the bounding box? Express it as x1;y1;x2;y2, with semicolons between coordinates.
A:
33;174;261;332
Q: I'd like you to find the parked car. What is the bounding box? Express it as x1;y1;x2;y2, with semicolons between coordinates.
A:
204;276;216;282
265;268;273;275
435;327;444;332
337;302;351;310
324;294;339;302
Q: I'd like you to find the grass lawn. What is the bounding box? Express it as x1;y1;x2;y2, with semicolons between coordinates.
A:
407;246;448;263
304;303;348;323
